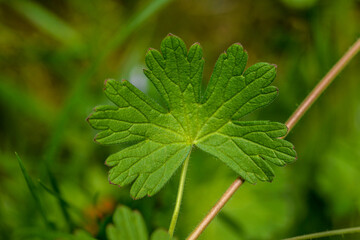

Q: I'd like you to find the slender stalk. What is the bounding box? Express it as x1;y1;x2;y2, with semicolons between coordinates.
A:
283;226;360;240
169;148;192;238
187;38;360;240
285;38;360;134
187;177;244;240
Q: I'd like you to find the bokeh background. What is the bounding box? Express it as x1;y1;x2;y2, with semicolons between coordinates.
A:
1;0;360;239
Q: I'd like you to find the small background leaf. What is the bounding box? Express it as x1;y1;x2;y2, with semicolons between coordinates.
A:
106;205;148;240
150;229;172;240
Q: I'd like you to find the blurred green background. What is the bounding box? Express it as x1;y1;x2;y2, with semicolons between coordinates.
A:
1;0;360;239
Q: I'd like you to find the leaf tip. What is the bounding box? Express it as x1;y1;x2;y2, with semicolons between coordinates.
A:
86;113;92;123
108;178;122;190
147;48;155;55
15;152;21;164
130;192;142;200
234;42;243;48
104;160;110;167
93;135;101;144
270;63;278;69
103;78;111;90
293;148;298;161
133;209;141;216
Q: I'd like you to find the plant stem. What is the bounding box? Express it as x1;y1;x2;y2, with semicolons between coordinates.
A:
283;226;360;240
187;38;360;240
285;38;360;134
187;177;244;240
169;148;192;238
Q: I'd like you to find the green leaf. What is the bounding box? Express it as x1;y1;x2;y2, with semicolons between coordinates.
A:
106;205;173;240
88;34;296;199
106;205;148;240
150;229;171;240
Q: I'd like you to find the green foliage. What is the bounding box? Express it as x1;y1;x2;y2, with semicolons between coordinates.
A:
10;0;81;46
316;138;360;216
107;205;147;240
15;153;53;229
107;205;171;240
3;1;358;239
73;230;97;240
88;34;296;199
150;229;171;240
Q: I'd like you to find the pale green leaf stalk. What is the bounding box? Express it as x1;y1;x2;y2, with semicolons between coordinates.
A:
88;34;297;234
168;148;191;237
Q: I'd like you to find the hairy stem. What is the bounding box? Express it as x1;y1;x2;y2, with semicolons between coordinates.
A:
285;38;360;134
169;148;192;238
283;226;360;240
187;177;244;240
187;38;360;240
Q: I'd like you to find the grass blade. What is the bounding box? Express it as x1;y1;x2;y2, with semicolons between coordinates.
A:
0;77;55;125
46;166;74;231
42;0;173;168
9;0;81;46
15;152;53;229
38;180;83;216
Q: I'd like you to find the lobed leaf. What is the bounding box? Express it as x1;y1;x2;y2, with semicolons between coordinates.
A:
106;205;173;240
150;229;172;240
106;205;148;240
88;34;296;198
